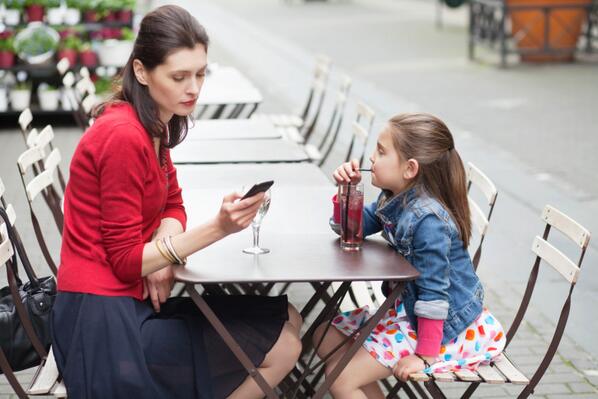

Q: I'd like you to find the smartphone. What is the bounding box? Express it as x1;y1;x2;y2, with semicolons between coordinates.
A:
241;180;274;200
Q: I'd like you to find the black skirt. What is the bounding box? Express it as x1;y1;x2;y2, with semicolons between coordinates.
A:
50;292;288;399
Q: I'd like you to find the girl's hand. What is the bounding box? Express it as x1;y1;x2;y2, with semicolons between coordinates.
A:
333;159;361;185
216;191;265;235
393;354;434;382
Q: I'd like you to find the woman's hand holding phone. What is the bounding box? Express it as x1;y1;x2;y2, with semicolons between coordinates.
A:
216;191;265;235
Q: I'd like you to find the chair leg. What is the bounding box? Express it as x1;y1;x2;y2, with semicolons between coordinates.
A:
424;379;448;399
461;382;481;398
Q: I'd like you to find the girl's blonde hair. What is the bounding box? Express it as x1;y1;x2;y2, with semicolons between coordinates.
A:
388;113;471;247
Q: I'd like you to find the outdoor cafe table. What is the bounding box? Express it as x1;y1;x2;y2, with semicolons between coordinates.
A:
197;66;263;118
171;138;310;164
174;177;419;397
186;119;282;141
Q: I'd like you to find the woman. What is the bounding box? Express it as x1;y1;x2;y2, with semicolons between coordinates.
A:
51;5;302;398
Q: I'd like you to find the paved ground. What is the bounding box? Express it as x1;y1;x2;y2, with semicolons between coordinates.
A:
1;0;597;397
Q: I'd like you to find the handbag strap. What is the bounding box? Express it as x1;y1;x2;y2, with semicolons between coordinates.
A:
0;206;39;284
29;208;58;277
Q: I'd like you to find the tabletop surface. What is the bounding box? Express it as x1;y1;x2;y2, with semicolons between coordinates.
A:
174;185;418;284
175;163;332;189
198;66;263;105
186;119;282;141
172;138;311;164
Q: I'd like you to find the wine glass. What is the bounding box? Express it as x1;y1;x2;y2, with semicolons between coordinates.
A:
243;189;271;255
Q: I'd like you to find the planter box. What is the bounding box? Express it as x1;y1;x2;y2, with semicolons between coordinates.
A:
38;89;60;111
507;0;592;62
0;52;15;68
10;89;31;111
97;40;133;67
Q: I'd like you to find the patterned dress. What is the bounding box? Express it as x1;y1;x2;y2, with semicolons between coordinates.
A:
331;299;506;372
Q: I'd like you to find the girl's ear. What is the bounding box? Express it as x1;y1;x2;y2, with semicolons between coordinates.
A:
133;59;148;86
404;159;419;180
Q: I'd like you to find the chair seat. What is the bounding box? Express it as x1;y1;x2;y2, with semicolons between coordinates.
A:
251;113;304;128
409;353;529;385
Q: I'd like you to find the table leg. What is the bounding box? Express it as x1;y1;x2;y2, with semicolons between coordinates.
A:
312;281;406;399
186;283;279;399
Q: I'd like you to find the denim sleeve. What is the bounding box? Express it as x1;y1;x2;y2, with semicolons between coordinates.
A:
363;200;382;237
409;214;451;320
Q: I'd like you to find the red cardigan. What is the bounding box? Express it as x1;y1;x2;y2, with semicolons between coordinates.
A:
58;103;187;300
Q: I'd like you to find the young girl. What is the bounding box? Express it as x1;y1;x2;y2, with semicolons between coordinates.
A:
316;113;506;398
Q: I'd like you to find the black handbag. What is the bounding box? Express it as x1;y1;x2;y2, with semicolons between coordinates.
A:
0;206;56;380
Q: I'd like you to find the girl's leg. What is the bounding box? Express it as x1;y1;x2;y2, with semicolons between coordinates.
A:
313;324;390;399
227;320;301;399
287;303;303;335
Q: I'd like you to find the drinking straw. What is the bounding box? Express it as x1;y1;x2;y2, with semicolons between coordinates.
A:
343;183;351;239
358;168;371;172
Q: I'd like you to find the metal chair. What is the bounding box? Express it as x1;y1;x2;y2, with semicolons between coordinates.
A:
252;55;332;138
466;162;498;270
17;147;65;276
387;204;591;399
303;75;352;166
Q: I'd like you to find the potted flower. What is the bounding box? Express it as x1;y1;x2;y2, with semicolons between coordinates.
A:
507;0;593;62
37;82;60;110
14;23;59;64
63;0;81;24
57;34;81;66
24;0;46;22
0;32;16;69
79;41;97;67
80;0;101;22
46;0;65;25
100;0;119;21
117;0;135;24
3;0;24;25
97;27;134;67
9;81;32;111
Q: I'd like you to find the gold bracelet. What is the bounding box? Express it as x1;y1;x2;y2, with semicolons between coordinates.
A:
155;239;176;264
163;236;185;265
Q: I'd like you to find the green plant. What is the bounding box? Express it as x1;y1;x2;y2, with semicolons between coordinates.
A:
13;81;31;90
0;37;14;53
45;0;61;7
120;27;135;41
59;35;82;51
5;0;25;10
94;76;112;94
14;27;58;56
24;0;46;6
38;83;58;91
121;0;135;10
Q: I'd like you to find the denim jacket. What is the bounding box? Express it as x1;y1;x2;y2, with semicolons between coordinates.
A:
335;187;484;344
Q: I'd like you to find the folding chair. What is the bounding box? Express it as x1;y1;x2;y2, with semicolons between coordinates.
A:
344;101;375;166
252;55;332;136
17;147;64;276
303;75;352;166
18;108;33;141
0;196;57;399
466;162;498;270
386;204;591;399
62;72;88;130
24;125;67;193
56;57;71;77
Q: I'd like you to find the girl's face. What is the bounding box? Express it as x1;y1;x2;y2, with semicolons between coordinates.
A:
369;126;417;194
134;44;208;123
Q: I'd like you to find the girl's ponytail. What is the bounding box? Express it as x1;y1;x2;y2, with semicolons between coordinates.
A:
388;113;471;248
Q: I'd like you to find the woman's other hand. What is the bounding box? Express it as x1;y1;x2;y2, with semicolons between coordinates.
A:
143;264;175;313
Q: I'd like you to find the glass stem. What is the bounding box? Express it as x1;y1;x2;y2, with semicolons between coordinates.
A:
252;223;260;248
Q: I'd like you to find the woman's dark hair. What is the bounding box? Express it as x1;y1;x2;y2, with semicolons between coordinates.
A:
388;113;472;247
96;5;209;148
